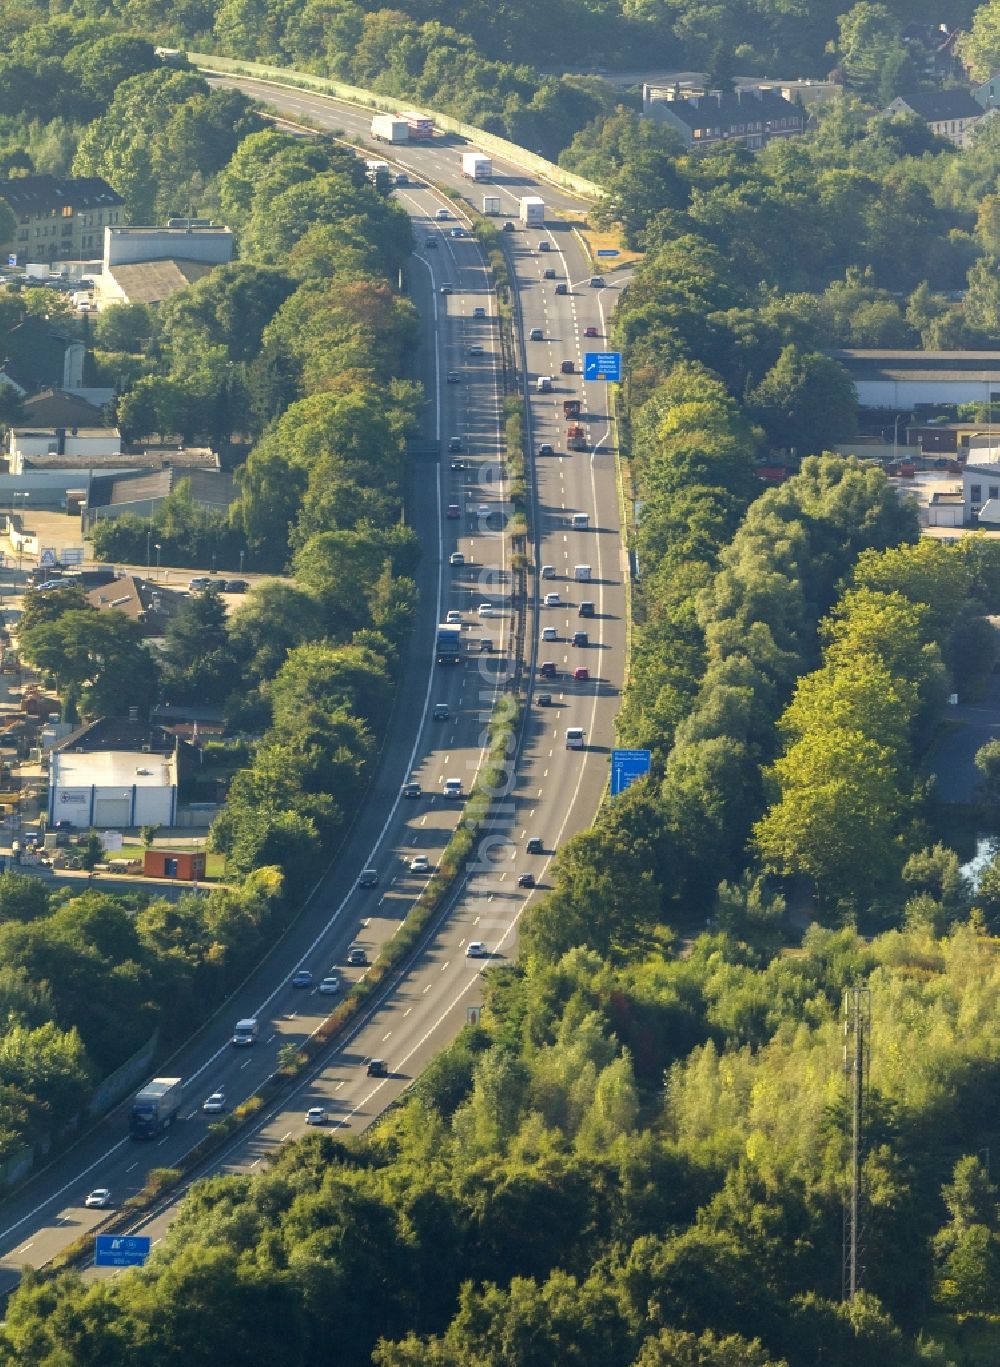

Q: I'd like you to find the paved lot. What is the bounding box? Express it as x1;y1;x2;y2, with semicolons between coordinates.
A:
928;673;1000;804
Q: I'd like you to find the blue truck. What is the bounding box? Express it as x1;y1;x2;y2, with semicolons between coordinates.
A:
130;1076;183;1138
436;623;462;664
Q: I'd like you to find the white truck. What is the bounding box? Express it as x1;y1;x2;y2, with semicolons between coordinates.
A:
462;152;492;181
482;195;501;215
371;114;409;143
519;195;545;227
365;159;390;183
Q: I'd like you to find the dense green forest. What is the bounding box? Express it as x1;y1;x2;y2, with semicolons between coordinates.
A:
3;0;1000;1362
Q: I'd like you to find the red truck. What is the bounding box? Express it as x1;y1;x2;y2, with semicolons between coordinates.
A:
566;423;587;451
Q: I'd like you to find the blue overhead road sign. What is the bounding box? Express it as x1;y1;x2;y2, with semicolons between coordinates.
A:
95;1234;151;1268
610;748;651;797
584;351;622;382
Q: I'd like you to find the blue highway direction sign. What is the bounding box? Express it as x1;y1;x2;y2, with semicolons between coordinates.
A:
95;1234;151;1268
584;351;622;382
596;248;620;257
610;748;651;797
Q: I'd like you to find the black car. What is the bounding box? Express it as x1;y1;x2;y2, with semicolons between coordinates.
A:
223;579;248;593
517;873;536;888
543;267;557;280
536;693;552;706
501;220;515;232
402;782;421;799
346;946;368;966
366;1057;388;1077
526;837;544;854
579;601;595;617
572;631;589;647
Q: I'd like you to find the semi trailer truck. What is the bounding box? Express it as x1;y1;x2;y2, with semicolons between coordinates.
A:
130;1076;183;1138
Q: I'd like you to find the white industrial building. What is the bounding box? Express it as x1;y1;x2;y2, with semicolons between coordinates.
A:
48;718;190;829
7;425;122;473
95;222;234;309
830;350;1000;409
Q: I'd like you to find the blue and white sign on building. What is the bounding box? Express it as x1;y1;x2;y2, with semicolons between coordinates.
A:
610;748;651;797
584;351;622;383
95;1234;151;1268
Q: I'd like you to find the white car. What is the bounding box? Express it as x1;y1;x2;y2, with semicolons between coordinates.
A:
305;1106;327;1125
477;603;494;618
446;609;462;624
410;855;430;873
541;564;555;578
542;625;557;641
84;1188;111;1209
188;576;213;591
544;592;560;606
450;552;465;567
435;207;451;220
318;975;341;995
202;1091;226;1114
466;941;488;958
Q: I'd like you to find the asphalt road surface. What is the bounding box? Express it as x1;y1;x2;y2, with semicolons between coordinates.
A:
0;79;628;1289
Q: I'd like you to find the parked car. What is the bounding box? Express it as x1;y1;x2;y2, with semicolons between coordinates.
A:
223;578;248;592
202;1090;226;1113
305;1106;327;1125
188;576;213;591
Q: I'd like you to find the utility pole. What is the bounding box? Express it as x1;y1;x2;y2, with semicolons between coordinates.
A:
842;986;871;1302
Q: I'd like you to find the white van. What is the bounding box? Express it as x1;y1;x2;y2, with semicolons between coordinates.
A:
565;727;585;750
571;513;589;529
232;1017;258;1046
444;777;463;798
574;565;592;582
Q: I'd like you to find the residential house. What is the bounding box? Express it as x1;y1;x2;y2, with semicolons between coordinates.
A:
901;24;962;83
48;717;195;830
86;575;183;637
829;349;1000;408
641;86;805;152
975;74;1000;109
883;90;991;148
95;222;234;309
0;176;124;265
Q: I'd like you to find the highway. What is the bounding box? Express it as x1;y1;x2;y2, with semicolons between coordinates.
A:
0;82;627;1287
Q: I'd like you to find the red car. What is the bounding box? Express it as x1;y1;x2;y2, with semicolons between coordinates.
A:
573;667;590;681
584;326;599;337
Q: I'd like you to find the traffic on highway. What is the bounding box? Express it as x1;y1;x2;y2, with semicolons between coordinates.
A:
0;81;627;1289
